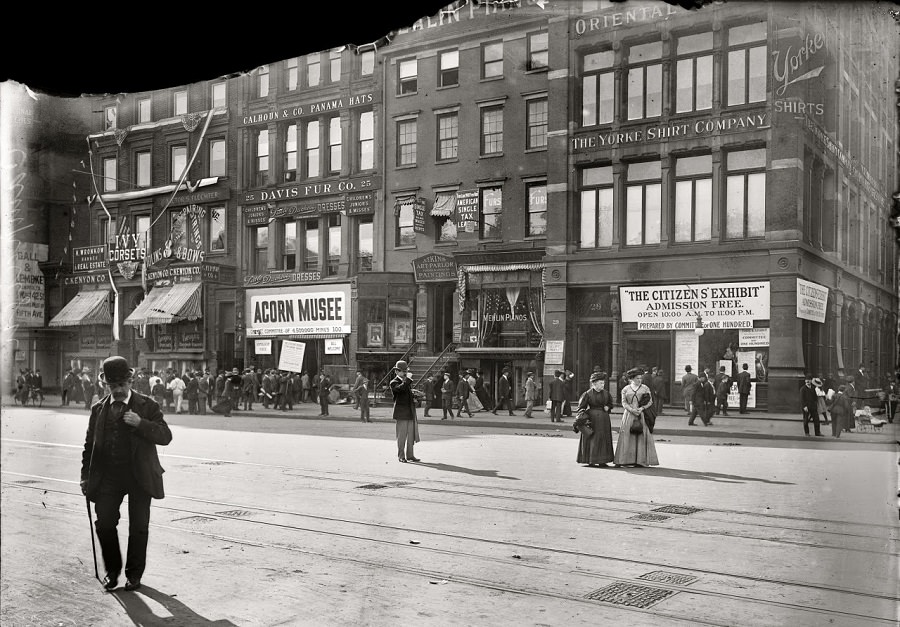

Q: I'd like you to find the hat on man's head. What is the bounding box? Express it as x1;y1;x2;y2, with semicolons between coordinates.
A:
554;369;563;377
100;356;135;385
502;366;510;373
812;377;823;387
526;371;534;377
590;371;607;382
394;360;408;371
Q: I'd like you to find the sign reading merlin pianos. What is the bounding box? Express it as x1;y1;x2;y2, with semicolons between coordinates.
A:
619;281;770;331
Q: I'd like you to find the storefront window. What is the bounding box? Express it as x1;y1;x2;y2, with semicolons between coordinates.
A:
389;299;414;347
360;299;386;348
466;288;540;348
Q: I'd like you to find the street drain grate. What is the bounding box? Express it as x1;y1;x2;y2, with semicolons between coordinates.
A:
215;510;254;517
628;513;671;522
585;582;676;608
172;515;215;524
651;505;704;515
638;571;698;586
356;483;390;490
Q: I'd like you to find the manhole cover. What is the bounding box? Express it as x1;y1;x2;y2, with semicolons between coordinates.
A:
172;515;215;524
628;513;671;522
638;571;698;586
215;510;254;517
201;460;234;465
585;582;676;608
357;483;390;490
651;505;704;515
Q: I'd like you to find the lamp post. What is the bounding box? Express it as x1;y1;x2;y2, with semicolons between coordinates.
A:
694;314;705;336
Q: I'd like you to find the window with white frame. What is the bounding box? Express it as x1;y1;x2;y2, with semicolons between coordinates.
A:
328;117;341;174
725;148;766;239
102;157;117;192
135;151;151;188
173;90;187;116
397;118;417;166
526;97;548;149
434;191;458;242
305;120;320;178
209;139;226;178
439;49;459;87
674;155;713;242
135;214;151;249
330;50;342;82
360;50;375;76
99;215;117;245
258;65;269;98
104;106;117;130
282;220;297;270
625;161;661;245
396;197;416;246
437;111;459;160
307;53;321;87
326;214;341;276
398;59;417;95
284;125;298;182
358;110;374;170
286;58;299;91
255;130;269;186
253;225;268;273
582;50;615;126
482;41;503;78
527;182;547;237
627;41;662;120
579;166;614;248
480;186;502;239
170;145;187;183
675;32;713;113
528;31;549;70
726;22;767;106
303;219;319;271
211;82;226;108
137;97;152;123
356;216;373;272
480;105;504;155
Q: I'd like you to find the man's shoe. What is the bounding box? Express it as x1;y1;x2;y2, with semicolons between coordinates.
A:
102;574;119;590
124;579;141;591
398;456;408;463
408;456;421;462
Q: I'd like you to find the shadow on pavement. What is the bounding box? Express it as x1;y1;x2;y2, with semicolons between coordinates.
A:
415;461;520;480
615;466;795;485
113;585;237;626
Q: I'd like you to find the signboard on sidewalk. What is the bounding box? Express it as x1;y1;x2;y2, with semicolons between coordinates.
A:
278;340;306;372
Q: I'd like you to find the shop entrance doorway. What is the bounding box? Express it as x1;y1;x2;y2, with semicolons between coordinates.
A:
623;335;671;377
430;283;456;353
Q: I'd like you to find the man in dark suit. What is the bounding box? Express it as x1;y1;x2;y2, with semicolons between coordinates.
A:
548;369;566;423
492;366;515;416
80;356;172;592
391;360;419;462
736;363;752;414
317;370;332;416
800;375;823;436
689;373;715;426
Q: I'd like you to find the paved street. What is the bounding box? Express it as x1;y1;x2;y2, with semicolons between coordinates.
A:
1;401;898;626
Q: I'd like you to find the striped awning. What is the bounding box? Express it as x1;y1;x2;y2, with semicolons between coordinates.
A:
48;290;111;327
124;283;202;326
431;192;456;217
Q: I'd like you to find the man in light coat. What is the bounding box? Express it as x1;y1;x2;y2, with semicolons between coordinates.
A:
524;371;537;418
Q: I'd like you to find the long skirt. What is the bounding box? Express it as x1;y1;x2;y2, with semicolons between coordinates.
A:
614;412;659;467
577;408;614;465
468;391;484;411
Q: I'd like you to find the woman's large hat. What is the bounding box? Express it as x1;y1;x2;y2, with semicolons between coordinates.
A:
590;371;607;382
625;367;643;379
99;356;135;385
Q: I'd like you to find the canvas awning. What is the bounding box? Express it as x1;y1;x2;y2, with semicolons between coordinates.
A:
124;283;202;326
430;191;456;217
48;290;112;327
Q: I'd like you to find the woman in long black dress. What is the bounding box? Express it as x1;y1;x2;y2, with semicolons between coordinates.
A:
575;371;615;467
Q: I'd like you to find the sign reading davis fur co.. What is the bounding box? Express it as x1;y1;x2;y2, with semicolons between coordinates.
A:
619;281;770;330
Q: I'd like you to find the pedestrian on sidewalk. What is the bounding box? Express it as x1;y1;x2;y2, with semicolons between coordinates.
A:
801;375;823;436
228;368;242;412
300;371;311;403
524;371;537;418
828;384;852;437
574;371;614;468
423;373;436;417
456;372;474;418
167;374;185;415
356;371;371;422
614;368;659;468
62;369;77;406
650;367;666;415
184;372;198;414
715;369;731;416
440;371;454;420
82;367;96;410
278;371;293;411
196;370;208;415
80;355;172;592
241;369;257;411
492;366;515;416
737;364;752;414
681;365;699;416
391;360;420;462
474;369;494;412
317;370;332;416
813;377;828;425
549;370;566;423
689;373;715;426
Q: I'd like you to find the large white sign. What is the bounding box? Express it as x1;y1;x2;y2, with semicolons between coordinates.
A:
674;331;699;380
278;340;307;372
14;242;48;327
620;281;770;331
739;328;770;347
727;382;756;409
247;284;352;336
254;339;272;354
324;339;343;354
796;278;828;323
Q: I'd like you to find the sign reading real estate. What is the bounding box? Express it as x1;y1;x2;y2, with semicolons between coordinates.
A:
246;284;352;336
619;281;770;330
278;340;306;373
73;245;108;272
796;278;828;323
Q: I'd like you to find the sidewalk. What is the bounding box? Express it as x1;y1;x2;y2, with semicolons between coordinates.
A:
15;393;899;444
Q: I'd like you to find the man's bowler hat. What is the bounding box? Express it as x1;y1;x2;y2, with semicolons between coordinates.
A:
100;356;135;385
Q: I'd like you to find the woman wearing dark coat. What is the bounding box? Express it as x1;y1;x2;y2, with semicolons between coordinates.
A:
829;385;852;438
574;371;615;467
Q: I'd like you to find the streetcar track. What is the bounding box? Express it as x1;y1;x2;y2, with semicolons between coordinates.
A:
6;494;895;627
4;480;898;613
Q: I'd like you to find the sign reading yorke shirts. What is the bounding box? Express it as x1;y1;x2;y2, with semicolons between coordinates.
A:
619;281;770;331
246;284;351;336
796;278;828;323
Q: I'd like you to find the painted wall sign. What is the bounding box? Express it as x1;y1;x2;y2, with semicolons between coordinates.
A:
346;192;376;215
572;111;769;151
157;187;229;208
14;242;48;327
246;283;352;336
573;1;680;35
396;0;549;36
411;253;457;282
63;272;109;286
73;245;108;272
796;278;828;323
773;32;825;98
619;281;770;330
243;271;322;287
242;176;377;203
241;93;374;125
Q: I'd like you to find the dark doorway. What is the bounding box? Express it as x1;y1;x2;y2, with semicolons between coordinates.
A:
431;283;455;353
576;323;613;389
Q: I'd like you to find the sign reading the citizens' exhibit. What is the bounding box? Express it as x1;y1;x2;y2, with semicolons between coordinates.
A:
739;328;770;347
278;340;307;372
411;253;457;282
246;284;352;336
796;278;828;323
73;245;108;272
619;281;770;330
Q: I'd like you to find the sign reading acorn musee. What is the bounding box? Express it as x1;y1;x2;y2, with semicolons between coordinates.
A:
246;284;352;337
619;281;770;330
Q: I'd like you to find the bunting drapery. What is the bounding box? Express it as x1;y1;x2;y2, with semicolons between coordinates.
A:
526;287;545;340
478;290;501;346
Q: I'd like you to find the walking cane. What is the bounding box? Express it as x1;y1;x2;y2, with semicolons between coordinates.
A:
85;496;99;581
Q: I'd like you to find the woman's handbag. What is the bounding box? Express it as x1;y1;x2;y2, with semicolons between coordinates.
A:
578;422;594;437
629;415;644;434
573;414;593;437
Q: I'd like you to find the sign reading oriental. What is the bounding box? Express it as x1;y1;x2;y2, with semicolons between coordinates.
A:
412;254;457;282
246;284;352;337
619;281;770;331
